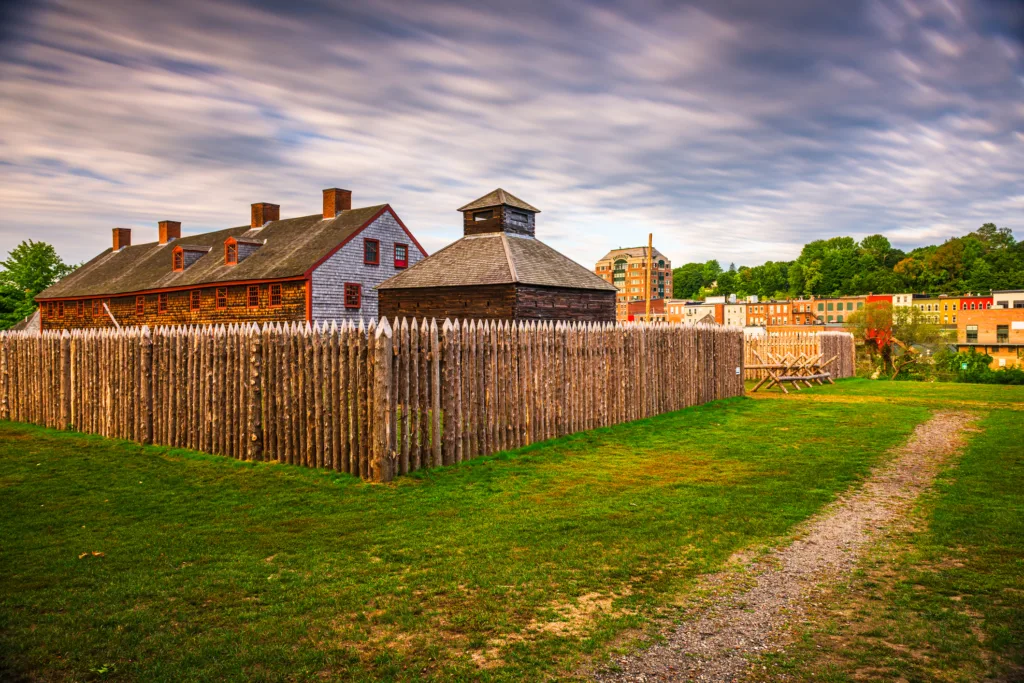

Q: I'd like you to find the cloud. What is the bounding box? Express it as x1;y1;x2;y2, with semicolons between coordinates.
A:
0;0;1021;270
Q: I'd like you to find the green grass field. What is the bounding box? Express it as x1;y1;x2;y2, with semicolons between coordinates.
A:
0;380;1020;681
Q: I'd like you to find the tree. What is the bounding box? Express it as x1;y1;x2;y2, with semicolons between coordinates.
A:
0;240;75;329
846;302;941;379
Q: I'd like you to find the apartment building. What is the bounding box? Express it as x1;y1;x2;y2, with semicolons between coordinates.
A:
993;290;1024;309
958;308;1024;368
812;296;866;324
789;299;815;325
595;246;673;321
724;302;746;327
912;294;959;326
961;294;994;312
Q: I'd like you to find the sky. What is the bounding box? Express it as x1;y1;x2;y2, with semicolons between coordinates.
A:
0;0;1022;271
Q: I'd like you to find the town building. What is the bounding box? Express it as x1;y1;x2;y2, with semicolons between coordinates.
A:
724;301;746;327
993;290;1024;309
595;246;673;322
377;189;617;322
911;294;960;326
664;300;722;325
960;294;993;312
626;298;667;322
789;299;816;325
812;296;866;324
892;293;915;307
35;188;425;330
958;308;1024;368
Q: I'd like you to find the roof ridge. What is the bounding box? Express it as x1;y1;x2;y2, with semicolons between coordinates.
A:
500;233;518;282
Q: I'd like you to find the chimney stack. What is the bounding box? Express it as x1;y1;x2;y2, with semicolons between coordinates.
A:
158;220;181;245
112;227;131;251
323;188;352;219
251;202;280;229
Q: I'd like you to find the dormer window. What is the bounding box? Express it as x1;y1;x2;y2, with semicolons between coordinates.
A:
473;210;493;222
225;238;238;266
172;247;184;272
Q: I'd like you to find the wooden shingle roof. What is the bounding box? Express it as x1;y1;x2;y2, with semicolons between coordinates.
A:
457;189;540;214
377;233;616;292
37;204;391;300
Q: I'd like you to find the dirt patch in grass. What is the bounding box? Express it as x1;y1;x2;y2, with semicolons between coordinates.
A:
594;411;977;682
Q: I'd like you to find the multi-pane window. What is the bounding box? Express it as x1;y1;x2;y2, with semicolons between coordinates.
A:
190;290;201;312
216;287;227;310
344;283;361;309
136;296;145;315
997;325;1009;343
225;241;238;265
57;301;64;318
93;299;101;316
270;283;282;307
394;243;408;269
158;293;168;314
363;238;380;265
247;285;259;308
77;300;85;316
172;250;184;271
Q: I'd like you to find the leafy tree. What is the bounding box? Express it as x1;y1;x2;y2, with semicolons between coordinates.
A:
0;240;75;329
846;302;941;379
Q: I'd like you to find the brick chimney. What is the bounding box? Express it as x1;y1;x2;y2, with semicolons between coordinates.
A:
323;188;352;219
112;227;131;251
251;202;280;228
158;220;181;245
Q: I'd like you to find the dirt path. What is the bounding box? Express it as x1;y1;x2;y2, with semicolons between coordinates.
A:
595;411;976;683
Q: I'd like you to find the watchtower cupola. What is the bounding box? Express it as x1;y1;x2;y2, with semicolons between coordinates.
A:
457;188;540;238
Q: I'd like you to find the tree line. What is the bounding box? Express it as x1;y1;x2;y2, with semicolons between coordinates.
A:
673;223;1022;300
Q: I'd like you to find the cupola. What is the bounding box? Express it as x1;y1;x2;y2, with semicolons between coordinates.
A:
457;188;540;237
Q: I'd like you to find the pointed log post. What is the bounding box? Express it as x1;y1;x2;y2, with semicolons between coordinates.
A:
59;330;71;430
247;323;263;461
139;326;153;444
370;317;395;482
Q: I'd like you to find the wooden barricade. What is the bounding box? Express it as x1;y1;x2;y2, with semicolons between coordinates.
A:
0;320;746;482
744;330;855;382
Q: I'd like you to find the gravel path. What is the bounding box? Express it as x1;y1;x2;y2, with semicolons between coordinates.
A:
595;411;975;683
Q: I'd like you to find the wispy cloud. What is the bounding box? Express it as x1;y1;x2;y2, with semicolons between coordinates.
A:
0;0;1021;268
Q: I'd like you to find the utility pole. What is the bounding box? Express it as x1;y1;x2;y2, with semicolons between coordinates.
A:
645;232;653;323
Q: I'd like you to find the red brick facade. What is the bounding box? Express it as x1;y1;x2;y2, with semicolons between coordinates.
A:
39;279;308;331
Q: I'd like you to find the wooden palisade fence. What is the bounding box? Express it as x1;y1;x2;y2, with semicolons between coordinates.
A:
0;320;744;482
743;330;856;381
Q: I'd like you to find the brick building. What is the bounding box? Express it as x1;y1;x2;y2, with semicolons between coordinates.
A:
35;188;425;330
812;296;866;324
377;189;617;322
789;299;816;325
958;308;1024;368
664;300;721;325
960;294;993;312
595;246;673;322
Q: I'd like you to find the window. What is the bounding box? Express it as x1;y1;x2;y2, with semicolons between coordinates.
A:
837;315;844;323
473;209;493;222
57;301;64;318
92;299;101;316
827;303;834;311
172;249;184;272
225;240;238;265
158;293;168;314
394;243;408;269
77;300;84;316
247;285;259;308
997;325;1009;343
270;283;282;307
136;296;145;315
216;287;227;310
856;302;863;310
817;303;824;311
190;290;201;312
363;238;379;265
965;323;977;341
344;282;361;309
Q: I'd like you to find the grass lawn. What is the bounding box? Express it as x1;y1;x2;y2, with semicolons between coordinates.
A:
751;398;1024;682
0;381;1017;681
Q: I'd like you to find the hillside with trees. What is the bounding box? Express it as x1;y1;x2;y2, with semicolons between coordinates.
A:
673;223;1023;300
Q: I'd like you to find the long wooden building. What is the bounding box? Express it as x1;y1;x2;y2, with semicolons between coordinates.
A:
35;188;425;330
377;189;617;322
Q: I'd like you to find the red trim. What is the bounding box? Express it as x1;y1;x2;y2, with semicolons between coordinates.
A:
302;205;428;278
269;283;282;307
172;245;184;272
363;238;380;265
57;301;64;318
344;282;362;310
305;278;312;323
215;287;227;310
247;284;260;309
136;295;145;315
190;289;201;312
35;275;306;302
394;242;408;269
158;292;168;314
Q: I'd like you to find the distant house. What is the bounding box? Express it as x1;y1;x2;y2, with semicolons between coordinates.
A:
34;188;425;330
377;189;617;322
594;246;673;321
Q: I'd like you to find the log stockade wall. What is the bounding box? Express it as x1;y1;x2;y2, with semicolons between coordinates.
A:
743;330;856;381
0;320;744;482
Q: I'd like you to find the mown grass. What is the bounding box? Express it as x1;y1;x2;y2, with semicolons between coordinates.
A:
0;387;932;682
751;403;1024;682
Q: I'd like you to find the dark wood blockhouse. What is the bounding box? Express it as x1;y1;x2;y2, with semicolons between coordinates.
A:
378;189;617;322
35;188;426;331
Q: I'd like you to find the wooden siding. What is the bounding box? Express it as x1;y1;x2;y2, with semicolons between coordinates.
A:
379;284;517;321
463;205;535;237
39;280;307;331
310;211;425;323
514;285;616;322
